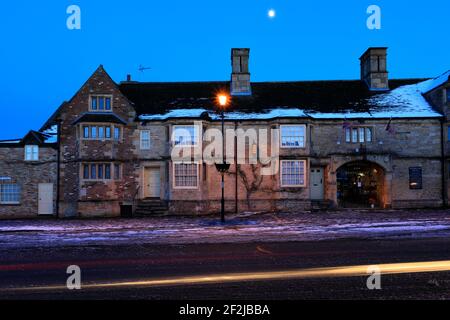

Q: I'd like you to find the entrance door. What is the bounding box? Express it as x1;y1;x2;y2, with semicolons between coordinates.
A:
310;168;324;200
144;168;161;198
38;183;54;215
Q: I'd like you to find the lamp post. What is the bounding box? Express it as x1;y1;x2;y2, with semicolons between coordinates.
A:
215;94;230;223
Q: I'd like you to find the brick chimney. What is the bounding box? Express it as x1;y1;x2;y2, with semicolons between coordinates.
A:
231;48;251;96
360;47;389;91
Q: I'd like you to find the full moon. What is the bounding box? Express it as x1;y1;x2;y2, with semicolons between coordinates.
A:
268;9;276;18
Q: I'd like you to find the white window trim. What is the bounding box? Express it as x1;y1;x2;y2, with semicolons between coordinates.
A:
280;125;306;149
89;95;113;112
172;125;200;147
140;130;151;150
280;160;307;187
172;162;200;190
24;145;39;161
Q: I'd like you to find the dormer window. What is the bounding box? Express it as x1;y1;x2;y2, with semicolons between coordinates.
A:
90;95;112;112
24;145;39;161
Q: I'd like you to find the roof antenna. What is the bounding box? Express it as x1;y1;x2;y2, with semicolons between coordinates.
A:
138;65;152;73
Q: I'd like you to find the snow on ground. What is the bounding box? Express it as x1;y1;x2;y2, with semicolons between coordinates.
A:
0;210;450;249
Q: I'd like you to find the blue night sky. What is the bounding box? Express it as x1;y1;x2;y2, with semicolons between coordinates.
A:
0;0;449;139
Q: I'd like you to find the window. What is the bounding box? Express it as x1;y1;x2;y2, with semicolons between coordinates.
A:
173;125;199;146
281;160;306;187
345;127;373;143
173;163;198;188
83;126;89;138
409;167;423;190
0;184;21;204
446;88;450;103
114;127;121;140
140;130;151;150
280;125;306;148
90;95;113;112
114;164;121;180
24;145;39;161
81;125;116;140
82;163;115;180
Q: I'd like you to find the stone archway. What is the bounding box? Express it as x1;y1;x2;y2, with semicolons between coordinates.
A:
336;161;386;208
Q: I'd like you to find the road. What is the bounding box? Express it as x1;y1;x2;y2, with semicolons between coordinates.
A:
1;237;450;299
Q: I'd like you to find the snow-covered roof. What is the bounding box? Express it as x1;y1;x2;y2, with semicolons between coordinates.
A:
140;108;308;121
419;70;450;94
140;78;443;121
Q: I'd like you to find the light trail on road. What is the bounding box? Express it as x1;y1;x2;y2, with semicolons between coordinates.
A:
3;260;450;292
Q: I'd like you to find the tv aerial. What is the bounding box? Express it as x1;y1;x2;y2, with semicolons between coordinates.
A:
138;65;152;72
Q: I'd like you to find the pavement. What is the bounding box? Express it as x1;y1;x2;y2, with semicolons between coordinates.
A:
0;209;449;248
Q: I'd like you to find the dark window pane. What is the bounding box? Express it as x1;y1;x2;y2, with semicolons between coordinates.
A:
114;127;120;140
105;164;111;179
83;165;89;179
91;165;97;179
91;97;97;110
98;165;103;179
83;126;89;138
99;97;105;110
105;127;111;139
91;126;97;139
105;98;111;110
98;127;104;139
114;164;120;180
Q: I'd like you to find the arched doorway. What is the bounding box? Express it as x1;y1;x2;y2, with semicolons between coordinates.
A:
336;161;385;208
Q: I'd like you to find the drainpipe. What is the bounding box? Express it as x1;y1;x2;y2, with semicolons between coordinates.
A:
440;118;447;208
235;121;238;213
55;120;62;218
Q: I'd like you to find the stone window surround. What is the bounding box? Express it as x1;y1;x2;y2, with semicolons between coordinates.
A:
280;124;306;149
172;161;200;190
79;123;123;141
280;159;307;188
344;126;374;144
80;162;122;182
89;94;113;112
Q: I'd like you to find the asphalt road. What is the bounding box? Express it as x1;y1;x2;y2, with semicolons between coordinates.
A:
1;238;450;299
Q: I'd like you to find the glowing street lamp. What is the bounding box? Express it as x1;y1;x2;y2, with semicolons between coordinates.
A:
215;93;231;223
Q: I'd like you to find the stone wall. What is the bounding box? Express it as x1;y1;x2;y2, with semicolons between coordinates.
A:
0;146;57;219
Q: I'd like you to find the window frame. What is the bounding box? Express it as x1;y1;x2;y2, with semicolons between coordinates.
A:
172;125;200;147
24;145;39;161
344;126;374;144
81;163;118;181
89;95;113;112
280;160;307;188
172;162;199;189
280;125;306;149
140;130;151;150
0;183;21;205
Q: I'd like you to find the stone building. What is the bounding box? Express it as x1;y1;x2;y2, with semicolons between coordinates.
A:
1;47;449;218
